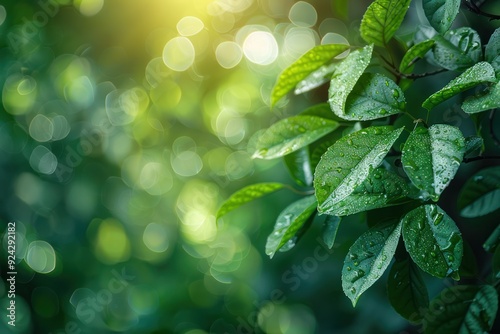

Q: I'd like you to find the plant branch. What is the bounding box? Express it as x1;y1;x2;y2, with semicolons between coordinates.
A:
464;0;500;20
463;155;500;163
399;69;447;79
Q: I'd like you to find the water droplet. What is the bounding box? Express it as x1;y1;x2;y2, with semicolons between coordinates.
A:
392;89;400;99
353;261;359;266
447;255;454;262
336;167;343;173
418;220;425;230
430;251;436;258
350;254;358;260
381;255;387;261
385;81;389;87
379;108;387;115
350;287;356;294
346;266;352;271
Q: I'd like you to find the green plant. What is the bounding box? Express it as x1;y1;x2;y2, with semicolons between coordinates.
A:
218;0;500;332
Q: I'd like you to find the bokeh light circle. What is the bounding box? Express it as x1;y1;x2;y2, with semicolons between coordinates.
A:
75;0;104;16
143;223;170;253
163;37;195;71
26;240;56;274
242;31;278;65
289;1;318;27
177;16;204;36
29;145;58;175
216;41;243;69
29;114;54;142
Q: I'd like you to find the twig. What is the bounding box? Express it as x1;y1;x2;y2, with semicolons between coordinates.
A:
400;69;447;79
463;155;500;163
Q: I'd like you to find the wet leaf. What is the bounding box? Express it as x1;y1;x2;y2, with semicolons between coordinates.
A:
342;219;402;306
253;115;340;159
329;44;373;120
295;63;339;95
423;285;498;333
387;257;429;322
343;73;406;121
314;126;404;215
402;124;465;201
483;224;500;253
271;44;351;106
463;136;483;157
360;0;412;46
432;27;482;71
401;204;463;279
284;146;313;187
265;195;317;258
322;215;341;249
462;81;500;114
458;166;500;218
422;62;496;110
217;183;285;219
485;27;500;77
422;0;460;34
399;39;435;73
323;167;410;216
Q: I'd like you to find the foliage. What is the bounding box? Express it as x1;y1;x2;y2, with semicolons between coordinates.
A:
219;0;500;331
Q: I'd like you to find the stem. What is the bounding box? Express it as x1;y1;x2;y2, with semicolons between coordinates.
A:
400;69;447;79
463;155;500;163
284;185;315;195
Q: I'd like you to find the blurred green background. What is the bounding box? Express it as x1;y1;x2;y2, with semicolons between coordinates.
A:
0;1;498;333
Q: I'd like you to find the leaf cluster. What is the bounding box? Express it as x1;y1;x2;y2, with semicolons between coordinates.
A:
218;0;500;331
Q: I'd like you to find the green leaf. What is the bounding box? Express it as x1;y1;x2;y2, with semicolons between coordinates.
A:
422;0;460;34
422;62;496;110
401;204;463;279
458;166;500;218
342;73;406;121
284;147;313;187
387;257;429;322
402;124;465;202
462;81;500;114
295;63;339;95
329;44;374;120
265;196;317;258
314;126;404;215
253;115;340;159
360;0;412;46
342;220;402;306
399;39;435;73
423;285;499;334
323;167;410;216
271;44;351;106
322;215;341;249
485;27;500;77
217;183;285;219
432;27;482;71
463;136;483;157
483;224;500;253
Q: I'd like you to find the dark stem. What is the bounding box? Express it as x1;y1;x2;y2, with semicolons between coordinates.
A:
463;0;500;20
400;69;447;79
463;155;500;163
